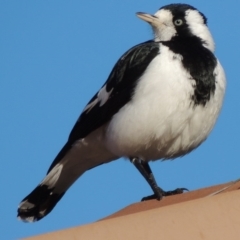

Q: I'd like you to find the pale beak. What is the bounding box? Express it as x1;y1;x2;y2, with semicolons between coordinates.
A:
136;12;160;27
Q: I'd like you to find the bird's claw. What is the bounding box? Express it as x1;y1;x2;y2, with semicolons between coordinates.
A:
163;187;189;196
141;194;162;201
141;187;189;201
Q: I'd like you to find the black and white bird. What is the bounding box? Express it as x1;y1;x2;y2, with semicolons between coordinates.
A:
18;3;226;222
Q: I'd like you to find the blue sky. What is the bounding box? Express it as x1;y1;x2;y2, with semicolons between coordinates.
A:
1;1;239;239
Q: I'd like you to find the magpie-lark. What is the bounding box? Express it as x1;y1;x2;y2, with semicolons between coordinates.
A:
18;3;226;222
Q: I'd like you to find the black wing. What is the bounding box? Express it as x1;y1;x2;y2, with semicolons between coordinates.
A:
47;40;159;172
69;40;160;141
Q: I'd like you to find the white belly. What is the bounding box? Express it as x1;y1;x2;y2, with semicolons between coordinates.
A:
104;46;226;160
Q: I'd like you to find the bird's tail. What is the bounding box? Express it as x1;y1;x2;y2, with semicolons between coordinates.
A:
17;127;117;222
18;143;70;222
17;183;65;222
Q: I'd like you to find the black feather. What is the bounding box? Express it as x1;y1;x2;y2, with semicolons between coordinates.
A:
47;40;159;173
162;37;216;106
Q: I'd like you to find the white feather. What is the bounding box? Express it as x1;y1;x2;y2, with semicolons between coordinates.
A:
84;98;98;113
18;200;35;210
46;127;118;194
84;85;113;113
98;85;113;106
104;44;226;160
40;163;63;189
153;9;177;41
185;10;215;51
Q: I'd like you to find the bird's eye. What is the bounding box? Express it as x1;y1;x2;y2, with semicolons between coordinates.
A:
174;19;183;26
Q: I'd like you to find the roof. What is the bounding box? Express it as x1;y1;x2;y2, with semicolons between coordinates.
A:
24;180;240;240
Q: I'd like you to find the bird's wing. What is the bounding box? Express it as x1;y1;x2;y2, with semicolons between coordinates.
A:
47;40;160;173
70;40;160;140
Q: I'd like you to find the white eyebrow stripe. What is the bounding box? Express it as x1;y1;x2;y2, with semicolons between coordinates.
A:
185;10;215;52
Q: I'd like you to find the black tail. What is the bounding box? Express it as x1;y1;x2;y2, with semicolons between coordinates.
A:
17;127;117;222
17;184;65;222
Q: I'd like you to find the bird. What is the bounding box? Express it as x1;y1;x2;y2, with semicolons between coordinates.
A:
17;3;226;222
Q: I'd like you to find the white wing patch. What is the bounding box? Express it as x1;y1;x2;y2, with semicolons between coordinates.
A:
40;163;63;189
98;85;113;106
84;85;113;113
84;98;98;113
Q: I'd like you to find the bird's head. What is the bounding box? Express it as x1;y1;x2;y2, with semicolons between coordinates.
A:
137;3;215;52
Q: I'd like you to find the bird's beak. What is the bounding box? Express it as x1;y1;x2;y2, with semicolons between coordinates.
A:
136;12;160;27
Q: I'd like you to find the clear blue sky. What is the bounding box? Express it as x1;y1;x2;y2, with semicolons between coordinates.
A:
1;1;239;239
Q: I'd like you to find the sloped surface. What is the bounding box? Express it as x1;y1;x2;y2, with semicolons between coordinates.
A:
24;180;240;240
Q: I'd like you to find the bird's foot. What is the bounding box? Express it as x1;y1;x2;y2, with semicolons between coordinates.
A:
141;187;188;201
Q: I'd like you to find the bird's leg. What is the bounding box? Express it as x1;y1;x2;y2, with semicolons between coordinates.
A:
130;158;188;201
130;158;163;200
